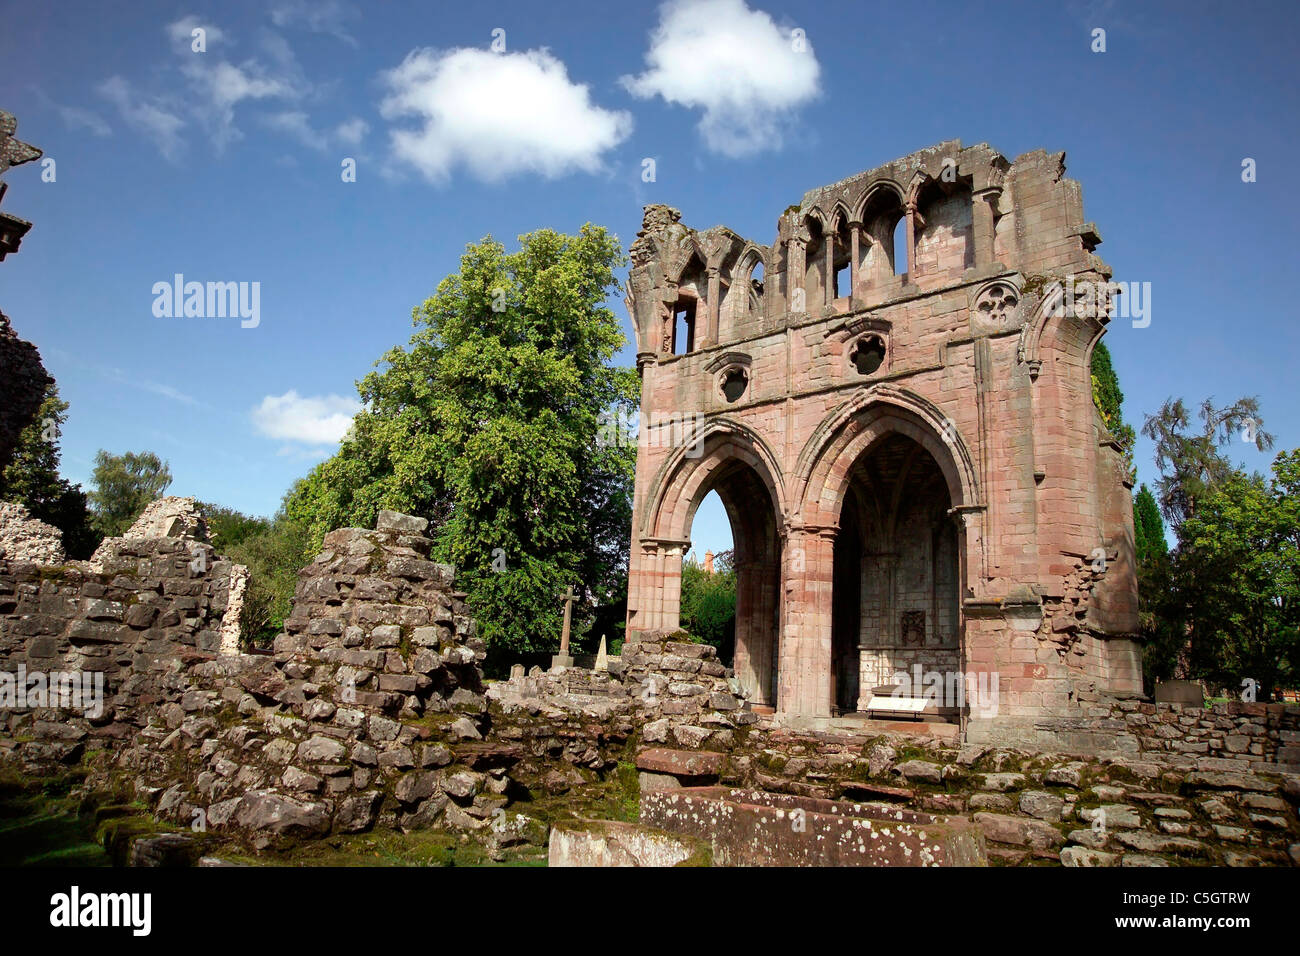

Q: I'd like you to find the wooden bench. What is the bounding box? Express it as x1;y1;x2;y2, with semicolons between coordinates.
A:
862;685;931;721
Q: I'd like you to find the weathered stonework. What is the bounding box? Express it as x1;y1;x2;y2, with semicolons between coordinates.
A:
623;140;1141;747
1;507;1294;865
0;501;65;564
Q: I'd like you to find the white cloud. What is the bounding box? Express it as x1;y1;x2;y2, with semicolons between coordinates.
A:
253;391;360;445
621;0;820;157
380;47;632;183
271;0;360;47
97;76;186;161
261;111;368;151
334;116;368;146
261;110;324;150
57;105;112;137
181;58;298;150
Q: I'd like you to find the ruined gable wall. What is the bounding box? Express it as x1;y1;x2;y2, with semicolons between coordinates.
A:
624;140;1141;728
0;509;242;767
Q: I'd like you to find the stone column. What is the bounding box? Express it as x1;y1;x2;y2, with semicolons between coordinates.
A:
705;266;721;347
218;565;249;656
778;526;836;717
848;219;862;299
824;230;836;307
623;351;659;637
902;202;917;279
636;539;688;632
659;283;677;355
787;238;807;313
972;187;1000;267
733;558;781;706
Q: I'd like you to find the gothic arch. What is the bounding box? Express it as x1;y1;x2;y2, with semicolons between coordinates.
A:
827;200;853;232
851;178;907;222
642;418;787;543
791;385;979;528
1017;275;1114;372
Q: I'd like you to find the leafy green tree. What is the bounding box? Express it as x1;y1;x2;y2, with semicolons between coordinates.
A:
286;226;638;655
1136;396;1275;688
201;502;272;551
679;559;737;658
1175;451;1300;700
1133;484;1167;566
1134;482;1179;682
88;450;172;537
223;512;313;648
0;383;100;558
1141;396;1274;534
1090;341;1136;475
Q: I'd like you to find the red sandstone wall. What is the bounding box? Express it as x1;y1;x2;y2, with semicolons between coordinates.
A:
624;140;1140;728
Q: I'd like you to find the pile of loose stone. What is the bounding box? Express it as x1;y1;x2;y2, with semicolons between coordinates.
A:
488;629;750;740
109;511;542;855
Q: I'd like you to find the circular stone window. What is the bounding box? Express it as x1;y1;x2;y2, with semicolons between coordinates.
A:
850;336;886;376
720;366;749;403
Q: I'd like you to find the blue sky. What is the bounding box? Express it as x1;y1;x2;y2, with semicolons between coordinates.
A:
1;0;1296;558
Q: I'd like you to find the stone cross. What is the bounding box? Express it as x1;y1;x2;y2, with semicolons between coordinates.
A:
550;585;579;669
558;585;575;656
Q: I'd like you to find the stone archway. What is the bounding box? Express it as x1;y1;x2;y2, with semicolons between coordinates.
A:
634;426;785;706
784;388;979;718
832;433;961;715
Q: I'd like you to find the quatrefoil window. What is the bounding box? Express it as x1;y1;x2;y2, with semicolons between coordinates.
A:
849;335;887;376
720;367;749;402
975;284;1020;326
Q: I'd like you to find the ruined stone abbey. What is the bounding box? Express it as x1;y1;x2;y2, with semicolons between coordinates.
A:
2;114;1297;868
623;141;1142;742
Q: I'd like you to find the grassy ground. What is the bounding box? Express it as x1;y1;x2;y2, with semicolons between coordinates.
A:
0;776;112;866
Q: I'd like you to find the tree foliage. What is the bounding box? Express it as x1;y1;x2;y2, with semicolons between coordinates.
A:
285;226;638;655
0;383;99;558
1135;392;1296;698
1141;396;1274;534
1133;483;1168;566
679;560;737;659
202;502;273;552
1171;451;1300;699
1090;340;1136;475
88;450;173;537
225;512;313;649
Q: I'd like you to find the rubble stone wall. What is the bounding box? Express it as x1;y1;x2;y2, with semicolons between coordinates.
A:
2;504;1294;866
0;532;241;765
671;722;1300;867
0;502;65;564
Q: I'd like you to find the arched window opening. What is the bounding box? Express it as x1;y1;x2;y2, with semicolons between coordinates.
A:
914;177;974;281
892;217;908;276
860;187;907;290
673;298;697;355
